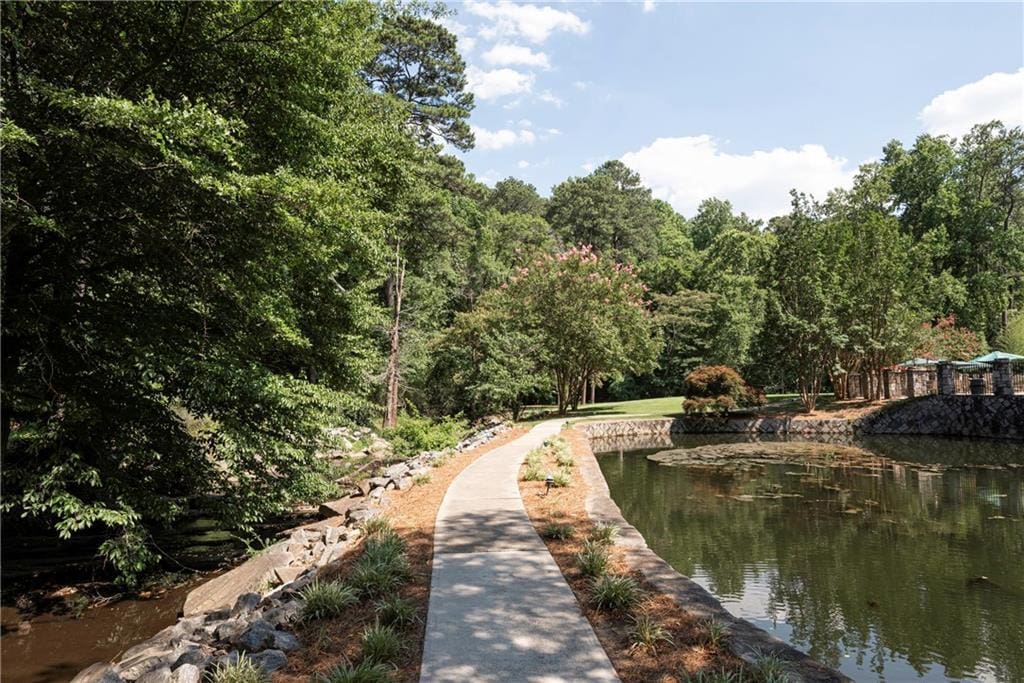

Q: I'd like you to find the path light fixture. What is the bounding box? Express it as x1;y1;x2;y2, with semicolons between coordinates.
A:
545;472;554;495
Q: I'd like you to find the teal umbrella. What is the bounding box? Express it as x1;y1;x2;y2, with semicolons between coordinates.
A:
970;351;1024;363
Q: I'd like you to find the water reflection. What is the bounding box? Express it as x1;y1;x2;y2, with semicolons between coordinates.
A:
595;434;1024;682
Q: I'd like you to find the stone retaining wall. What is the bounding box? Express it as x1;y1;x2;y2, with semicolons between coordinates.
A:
577;395;1024;442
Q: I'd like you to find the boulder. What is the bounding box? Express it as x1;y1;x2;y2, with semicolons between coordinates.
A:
251;649;289;674
170;664;200;683
231;592;261;617
213;619;247;643
318;497;358;519
116;645;172;680
394;476;414;491
367;476;391;489
347;505;380;524
262;602;301;627
169;643;207;670
274;565;304;585
234;619;276;652
136;666;172;683
72;664;124;683
182;543;290;616
383;463;410;479
272;630;300;652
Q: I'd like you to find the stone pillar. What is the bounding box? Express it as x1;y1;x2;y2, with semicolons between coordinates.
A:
906;368;916;398
937;362;955;396
993;359;1014;396
883;369;892;399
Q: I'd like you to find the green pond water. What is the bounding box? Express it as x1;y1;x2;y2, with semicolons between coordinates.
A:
594;434;1024;683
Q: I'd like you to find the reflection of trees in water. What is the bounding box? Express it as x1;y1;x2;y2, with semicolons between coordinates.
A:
599;449;1024;682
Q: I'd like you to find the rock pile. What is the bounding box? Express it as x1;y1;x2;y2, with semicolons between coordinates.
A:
72;420;510;682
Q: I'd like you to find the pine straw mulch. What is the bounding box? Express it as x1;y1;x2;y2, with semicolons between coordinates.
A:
275;425;528;683
518;427;746;683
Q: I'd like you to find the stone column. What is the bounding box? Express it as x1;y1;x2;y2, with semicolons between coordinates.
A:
937;362;955;396
993;358;1014;396
906;368;916;398
882;369;892;399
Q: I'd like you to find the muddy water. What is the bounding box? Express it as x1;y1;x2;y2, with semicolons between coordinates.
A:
595;434;1024;683
0;579;204;683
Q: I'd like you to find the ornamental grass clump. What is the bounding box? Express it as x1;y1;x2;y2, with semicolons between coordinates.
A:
702;619;731;648
208;654;267;683
541;522;575;540
588;522;619;546
315;661;394;683
590;573;641;611
521;465;545;482
748;650;790;683
361;621;403;665
375;594;420;628
551;468;571;487
555;451;575;468
360;516;394;538
575;539;609;578
628;612;674;654
300;579;360;621
349;532;410;599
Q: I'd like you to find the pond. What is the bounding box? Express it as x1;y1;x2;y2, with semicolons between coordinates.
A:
594;434;1024;683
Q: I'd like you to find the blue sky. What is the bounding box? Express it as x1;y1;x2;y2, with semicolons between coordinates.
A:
446;1;1024;219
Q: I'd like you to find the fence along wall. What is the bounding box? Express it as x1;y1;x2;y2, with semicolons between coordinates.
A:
846;358;1021;400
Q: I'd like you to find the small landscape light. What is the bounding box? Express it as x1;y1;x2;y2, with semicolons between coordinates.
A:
545;472;554;495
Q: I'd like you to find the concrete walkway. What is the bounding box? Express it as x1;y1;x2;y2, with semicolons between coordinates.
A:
420;421;620;683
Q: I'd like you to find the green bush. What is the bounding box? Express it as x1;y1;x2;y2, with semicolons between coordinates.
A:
702;619;730;648
300;580;360;621
575;539;609;578
362;530;406;564
590;573;641;611
375;595;420;628
541;523;575;540
555;451;574;468
384;414;468;458
551;469;571;487
315;661;394;683
681;366;765;414
349;537;410;599
208;655;267;683
748;650;790;683
360;516;394;538
521;465;545;481
361;622;403;664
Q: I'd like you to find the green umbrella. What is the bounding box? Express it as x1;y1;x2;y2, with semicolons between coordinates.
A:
970;351;1024;363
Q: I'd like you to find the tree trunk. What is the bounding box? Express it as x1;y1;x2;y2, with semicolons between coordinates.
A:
590;377;596;405
382;247;405;430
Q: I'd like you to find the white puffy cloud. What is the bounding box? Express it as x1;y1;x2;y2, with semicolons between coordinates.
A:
517;160;530;169
537;90;565;108
466;1;589;43
441;18;476;53
573;80;591;91
472;125;536;150
482;43;550;69
919;69;1024;137
621;135;855;219
643;0;656;13
466;66;534;100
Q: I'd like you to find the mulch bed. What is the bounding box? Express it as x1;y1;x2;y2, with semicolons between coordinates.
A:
518;427;745;682
276;426;528;682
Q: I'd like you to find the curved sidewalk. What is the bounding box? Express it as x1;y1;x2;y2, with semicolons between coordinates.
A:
420;421;620;683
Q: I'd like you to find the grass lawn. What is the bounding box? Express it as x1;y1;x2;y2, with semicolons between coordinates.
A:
521;393;839;424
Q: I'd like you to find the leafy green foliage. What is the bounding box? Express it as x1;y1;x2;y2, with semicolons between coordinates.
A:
575;539;610;578
301;580;360;621
702;619;731;648
589;573;642;611
996;311;1024;354
349;532;410;599
541;523;575;540
375;595;420;628
551;469;572;488
315;661;395;683
361;622;403;665
628;612;674;654
208;655;267;683
588;523;619;547
383;414;468;458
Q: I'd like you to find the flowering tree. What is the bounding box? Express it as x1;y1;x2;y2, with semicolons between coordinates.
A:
499;246;660;414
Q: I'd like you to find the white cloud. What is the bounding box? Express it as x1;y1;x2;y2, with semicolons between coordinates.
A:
472;125;536;150
621;135;855;219
519;118;533;128
441;18;477;53
467;1;589;43
537;90;565;108
581;162;596;172
466;66;534;100
643;0;656;12
919;69;1024;137
543;128;561;137
482;43;550;69
573;80;592;91
517;160;530;169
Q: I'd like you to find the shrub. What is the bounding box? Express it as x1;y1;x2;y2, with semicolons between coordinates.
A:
208;655;267;683
300;580;359;621
349;559;408;599
315;661;395;683
575;539;609;578
628;612;674;653
681;366;765;414
361;622;402;665
590;573;641;611
411;473;431;486
555;451;574;468
362;530;406;563
748;650;790;683
375;595;420;628
525;448;543;467
551;469;571;487
588;523;619;546
521;465;545;482
541;523;575;540
384;414;469;458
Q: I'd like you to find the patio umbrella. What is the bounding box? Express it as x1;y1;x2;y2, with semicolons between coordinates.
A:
898;358;942;367
969;351;1024;363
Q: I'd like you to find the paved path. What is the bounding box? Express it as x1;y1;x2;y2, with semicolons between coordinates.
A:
420;421;620;683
